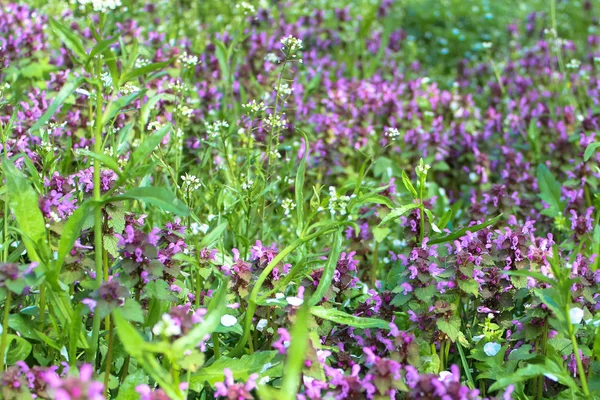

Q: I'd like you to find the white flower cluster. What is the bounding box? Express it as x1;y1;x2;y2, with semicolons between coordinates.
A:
263;114;286;129
152;314;181;337
481;42;492;49
280;35;303;62
328;186;355;217
242;99;267;114
100;72;112;88
135;58;151;68
175;104;194;118
241;174;254;191
566;59;581;70
181;173;201;191
77;0;122;13
416;159;431;177
206;120;229;138
276;82;293;97
264;53;280;64
179;52;200;67
235;1;256;15
119;83;139;95
385;127;400;140
0;82;10;98
190;222;209;235
168;80;188;93
148;121;165;131
281;198;296;216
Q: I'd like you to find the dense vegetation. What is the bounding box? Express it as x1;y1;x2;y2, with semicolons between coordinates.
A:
1;0;600;399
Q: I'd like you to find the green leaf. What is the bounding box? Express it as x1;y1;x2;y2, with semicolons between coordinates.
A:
116;370;148;400
373;226;391;243
56;200;96;272
536;164;564;218
120;299;144;323
378;203;420;226
29;77;85;132
48;18;87;62
86;36;120;65
295;131;308;234
130;124;171;166
5;334;33;365
123;60;172;83
69;305;83;367
457;279;479;296
436;316;462;342
77;149;123;178
8;314;38;340
428;214;503;245
1;157;47;260
172;277;228;354
402;170;418;198
281;304;310;400
584;142;600;162
507;344;536;361
198;221;228;248
309;229;343;306
423;208;441;233
107;186;189;216
310;306;390;330
104;90;147;124
189;351;279;391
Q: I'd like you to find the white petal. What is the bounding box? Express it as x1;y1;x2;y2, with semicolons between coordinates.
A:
569;307;584;325
220;314;238;327
286;296;303;306
483;342;501;357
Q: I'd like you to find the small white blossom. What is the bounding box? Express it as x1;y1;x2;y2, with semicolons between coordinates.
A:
181;173;201;191
482;42;493;49
148;121;165;131
100;72;113;88
286;296;303;306
327;186;355;217
175;104;194;119
385;127;400;140
220;314;238;327
569;307;584;324
178;52;200;67
282;198;296;216
256;319;268;332
483;342;501;357
134;58;150;68
119;83;139;95
76;0;122;13
264;53;280;64
206;120;229;138
242;100;267;114
263;114;286;129
566;59;581;70
235;1;256;15
152;314;181;337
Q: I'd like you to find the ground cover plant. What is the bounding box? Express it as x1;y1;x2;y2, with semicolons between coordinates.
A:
0;0;600;398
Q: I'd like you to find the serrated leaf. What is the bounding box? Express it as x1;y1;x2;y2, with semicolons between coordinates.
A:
189;351;279;390
378;203;420;226
310;306;390;330
107;186;189;216
584;142;600;162
120;299;144;323
48;18;87;62
373;226;391;243
536;164;564;218
103;235;119;258
436;316;461;342
30;77;85;132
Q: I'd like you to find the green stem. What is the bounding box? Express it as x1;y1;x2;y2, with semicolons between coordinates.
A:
457;342;475;389
104;316;114;397
88;65;105;363
0;292;11;370
212;333;220;360
566;304;590;397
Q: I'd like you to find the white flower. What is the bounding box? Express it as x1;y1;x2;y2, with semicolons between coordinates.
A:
206;120;229;138
544;373;559;382
235;1;256;15
242;100;267;114
264;53;280;64
152;314;182;337
77;0;122;13
384;127;400;140
220;314;238;327
482;42;493;49
178;52;200;67
439;371;454;382
281;198;296;216
566;59;581;70
286;296;303;306
483;342;501;357
280;35;303;58
263;114;286;129
181;173;201;191
119;83;139;95
569;307;584;324
256;319;268;332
